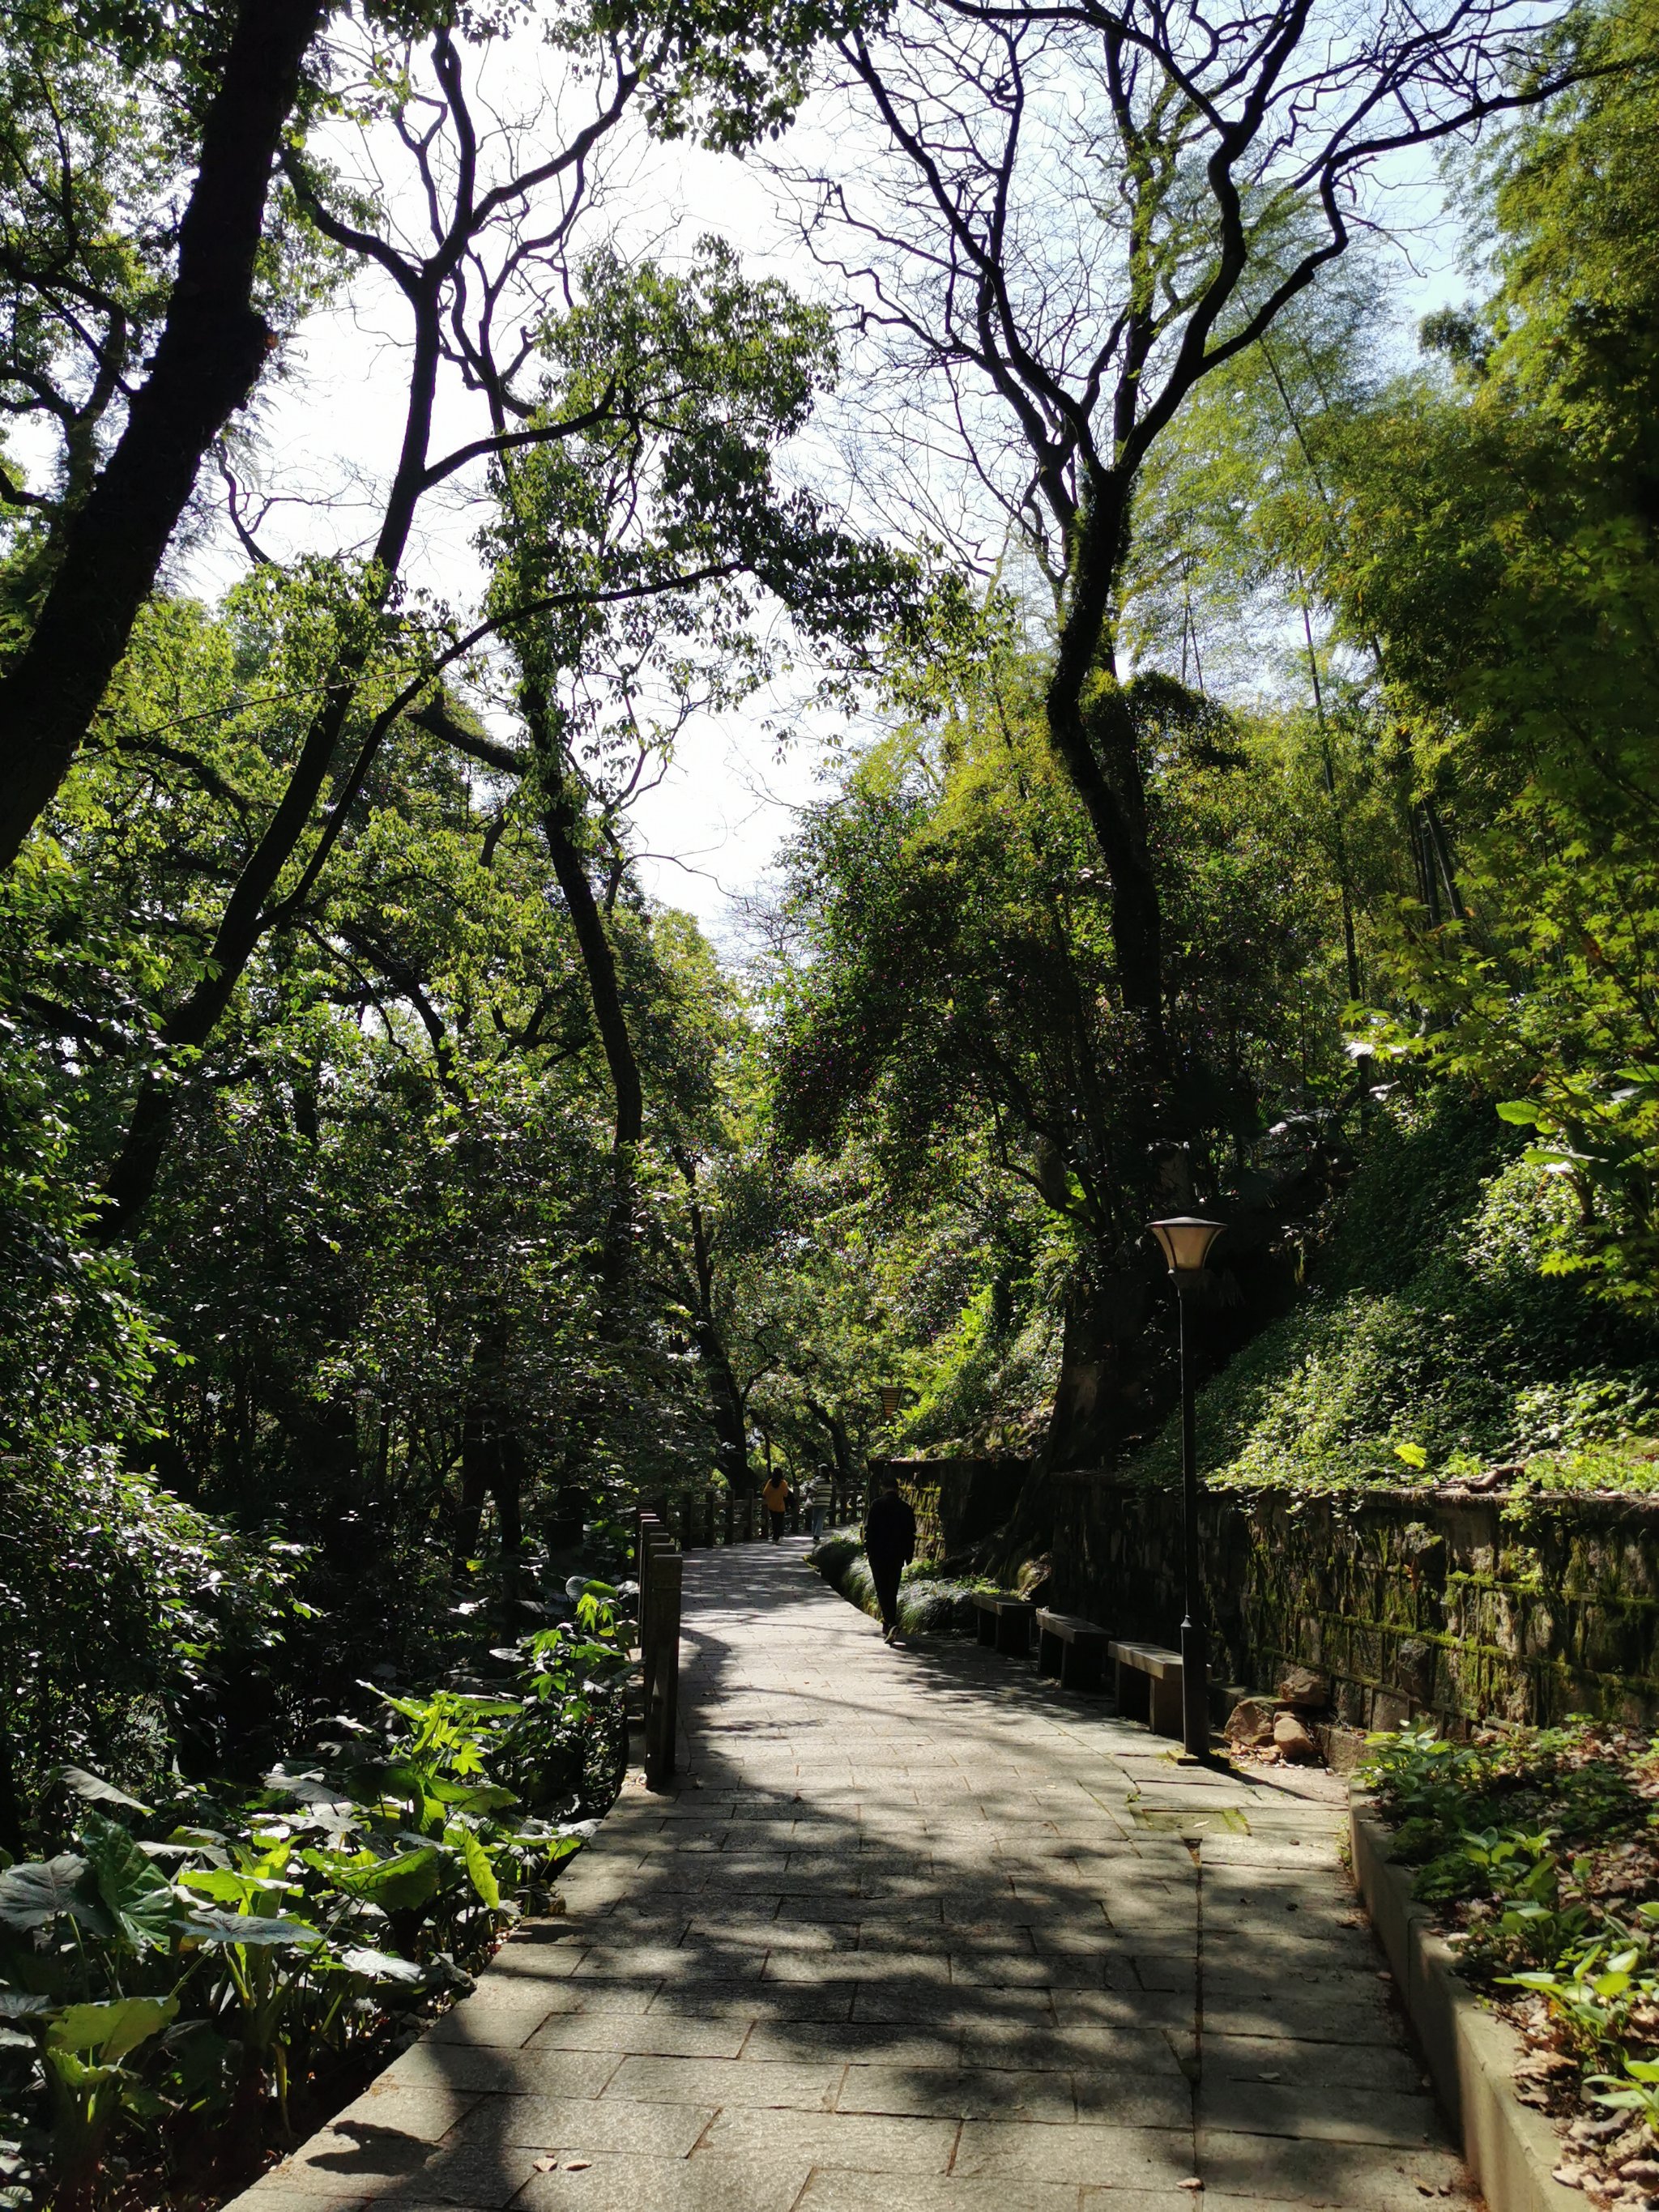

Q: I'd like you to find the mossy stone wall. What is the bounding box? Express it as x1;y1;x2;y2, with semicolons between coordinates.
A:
872;1458;1027;1562
1047;1476;1659;1731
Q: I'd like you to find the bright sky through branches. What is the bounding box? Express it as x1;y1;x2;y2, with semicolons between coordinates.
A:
187;21;1469;952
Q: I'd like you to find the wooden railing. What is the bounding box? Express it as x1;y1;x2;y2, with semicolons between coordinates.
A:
645;1481;864;1549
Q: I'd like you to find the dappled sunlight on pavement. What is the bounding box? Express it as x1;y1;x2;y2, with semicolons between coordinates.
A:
230;1540;1474;2212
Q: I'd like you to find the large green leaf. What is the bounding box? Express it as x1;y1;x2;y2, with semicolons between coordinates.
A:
334;1847;441;1912
43;2050;120;2095
262;1768;355;1812
460;1831;501;1912
54;1768;152;1815
47;1997;177;2063
0;1856;96;1933
177;1868;293;1905
431;1780;519;1813
81;1814;177;1952
328;1946;427;1983
178;1907;322;1949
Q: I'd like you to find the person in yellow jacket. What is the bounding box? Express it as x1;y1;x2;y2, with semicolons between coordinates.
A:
760;1470;791;1541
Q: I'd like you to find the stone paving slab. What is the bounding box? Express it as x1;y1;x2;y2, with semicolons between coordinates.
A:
230;1541;1478;2212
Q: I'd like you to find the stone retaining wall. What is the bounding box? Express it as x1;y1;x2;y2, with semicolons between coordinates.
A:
871;1457;1028;1562
1039;1476;1659;1733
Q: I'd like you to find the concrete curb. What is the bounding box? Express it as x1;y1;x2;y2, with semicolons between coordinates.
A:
1350;1791;1579;2212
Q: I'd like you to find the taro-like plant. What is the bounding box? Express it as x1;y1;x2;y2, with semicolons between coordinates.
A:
0;1608;629;2211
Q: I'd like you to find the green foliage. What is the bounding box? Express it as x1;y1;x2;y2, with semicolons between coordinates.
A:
1588;2054;1659;2127
1120;1097;1659;1494
806;1531;996;1635
773;650;1347;1228
1363;1717;1659;2087
0;1609;626;2207
764;631;1362;1461
0;1453;307;1852
1284;1;1659;1309
0;1020;161;1471
584;0;895;151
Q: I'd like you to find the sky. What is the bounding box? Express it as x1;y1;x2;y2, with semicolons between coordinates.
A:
189;26;1473;957
196;74;841;953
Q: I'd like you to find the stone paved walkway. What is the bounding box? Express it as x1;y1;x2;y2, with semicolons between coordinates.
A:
242;1541;1475;2212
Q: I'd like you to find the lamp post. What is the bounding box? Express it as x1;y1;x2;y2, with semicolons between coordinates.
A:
1148;1214;1226;1760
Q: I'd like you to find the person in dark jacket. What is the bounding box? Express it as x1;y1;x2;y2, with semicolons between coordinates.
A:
864;1474;917;1644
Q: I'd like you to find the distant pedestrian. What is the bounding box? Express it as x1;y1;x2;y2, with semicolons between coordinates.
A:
864;1473;916;1643
761;1470;791;1541
803;1472;827;1544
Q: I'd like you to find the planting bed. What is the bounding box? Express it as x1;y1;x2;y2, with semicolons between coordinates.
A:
1362;1720;1659;2208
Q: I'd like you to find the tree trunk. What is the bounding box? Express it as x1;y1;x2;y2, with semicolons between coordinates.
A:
807;1399;855;1487
0;0;326;869
454;1404;492;1569
672;1161;750;1490
1042;1259;1159;1472
696;1323;751;1489
522;684;642;1157
520;686;645;1537
0;1718;23;1860
1042;478;1168;1055
495;1432;527;1566
96;296;451;1239
452;1335;528;1573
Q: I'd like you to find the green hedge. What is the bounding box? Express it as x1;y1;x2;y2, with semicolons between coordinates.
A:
805;1532;992;1634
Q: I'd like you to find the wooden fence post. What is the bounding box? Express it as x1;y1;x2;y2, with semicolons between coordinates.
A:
643;1550;682;1788
635;1509;666;1741
723;1493;733;1546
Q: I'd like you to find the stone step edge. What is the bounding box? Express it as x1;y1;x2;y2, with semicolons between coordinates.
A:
1349;1788;1577;2212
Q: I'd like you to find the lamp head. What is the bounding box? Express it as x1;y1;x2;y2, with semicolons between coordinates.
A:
1149;1214;1226;1284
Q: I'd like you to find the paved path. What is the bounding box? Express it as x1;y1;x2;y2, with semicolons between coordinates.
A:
245;1541;1473;2212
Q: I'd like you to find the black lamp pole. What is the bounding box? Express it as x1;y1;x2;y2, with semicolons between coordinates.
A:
1175;1276;1208;1759
1149;1215;1225;1762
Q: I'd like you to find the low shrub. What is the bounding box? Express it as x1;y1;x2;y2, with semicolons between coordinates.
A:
0;1588;629;2212
805;1534;1008;1635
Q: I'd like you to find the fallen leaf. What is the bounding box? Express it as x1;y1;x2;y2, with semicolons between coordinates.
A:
565;2159;591;2172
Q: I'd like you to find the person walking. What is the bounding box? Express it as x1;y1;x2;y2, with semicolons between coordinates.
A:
803;1471;827;1545
864;1473;916;1643
761;1468;791;1541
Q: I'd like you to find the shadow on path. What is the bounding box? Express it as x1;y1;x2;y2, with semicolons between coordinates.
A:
233;1541;1474;2212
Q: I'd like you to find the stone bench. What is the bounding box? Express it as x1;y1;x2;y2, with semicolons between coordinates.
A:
1034;1609;1111;1693
1108;1639;1184;1739
973;1593;1038;1656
